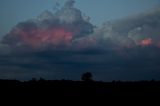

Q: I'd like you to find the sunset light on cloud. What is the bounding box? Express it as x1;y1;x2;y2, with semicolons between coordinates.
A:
140;38;152;46
9;27;73;48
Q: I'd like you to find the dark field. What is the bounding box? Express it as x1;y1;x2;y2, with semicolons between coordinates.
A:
0;79;160;99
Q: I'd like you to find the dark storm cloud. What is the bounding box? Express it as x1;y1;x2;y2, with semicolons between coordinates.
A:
1;46;160;81
0;44;11;55
0;1;160;81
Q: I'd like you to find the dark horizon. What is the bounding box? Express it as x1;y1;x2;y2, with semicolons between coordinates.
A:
1;78;160;98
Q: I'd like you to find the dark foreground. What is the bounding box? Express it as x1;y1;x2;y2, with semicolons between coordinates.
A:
0;79;160;99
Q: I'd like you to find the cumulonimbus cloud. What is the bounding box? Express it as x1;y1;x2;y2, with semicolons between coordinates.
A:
2;0;94;51
2;0;160;52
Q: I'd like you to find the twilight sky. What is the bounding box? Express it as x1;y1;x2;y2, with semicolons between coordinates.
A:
0;0;160;81
0;0;159;37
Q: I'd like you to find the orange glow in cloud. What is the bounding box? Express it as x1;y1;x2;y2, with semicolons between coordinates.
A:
13;27;73;48
139;38;152;46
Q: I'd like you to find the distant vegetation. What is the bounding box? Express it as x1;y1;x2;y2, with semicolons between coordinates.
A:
0;77;160;98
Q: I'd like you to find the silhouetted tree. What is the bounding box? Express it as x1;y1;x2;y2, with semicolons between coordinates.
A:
81;72;93;81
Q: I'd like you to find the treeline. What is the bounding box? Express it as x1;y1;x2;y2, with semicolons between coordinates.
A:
0;79;160;97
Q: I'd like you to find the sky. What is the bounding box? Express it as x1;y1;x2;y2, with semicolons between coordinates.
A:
0;0;159;37
0;0;160;81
